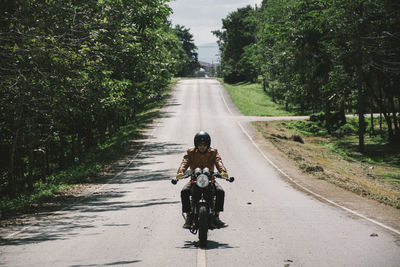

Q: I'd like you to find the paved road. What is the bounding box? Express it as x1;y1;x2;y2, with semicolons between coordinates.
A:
1;79;399;267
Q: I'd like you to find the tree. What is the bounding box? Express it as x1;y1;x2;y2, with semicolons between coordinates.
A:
0;0;185;197
217;0;400;147
213;5;258;83
174;25;200;77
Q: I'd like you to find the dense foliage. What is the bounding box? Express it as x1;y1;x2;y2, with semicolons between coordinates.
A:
213;6;258;83
0;0;190;198
214;0;400;149
174;25;200;77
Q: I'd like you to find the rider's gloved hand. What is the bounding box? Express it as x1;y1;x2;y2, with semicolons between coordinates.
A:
221;172;229;179
176;172;184;180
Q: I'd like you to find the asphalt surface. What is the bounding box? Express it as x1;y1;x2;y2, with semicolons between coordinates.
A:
1;79;399;267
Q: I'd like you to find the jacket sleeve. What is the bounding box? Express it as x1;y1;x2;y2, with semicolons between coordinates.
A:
214;149;227;173
177;150;191;174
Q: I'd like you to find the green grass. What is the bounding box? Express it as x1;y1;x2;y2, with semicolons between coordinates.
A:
281;118;400;184
282;120;329;136
325;137;400;184
379;172;400;183
0;87;171;217
221;81;294;116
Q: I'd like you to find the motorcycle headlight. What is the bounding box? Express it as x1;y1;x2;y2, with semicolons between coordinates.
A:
196;174;209;188
194;167;202;176
203;167;210;176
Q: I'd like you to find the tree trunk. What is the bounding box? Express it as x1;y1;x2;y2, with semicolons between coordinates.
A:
325;101;332;134
271;83;275;103
45;144;50;177
356;56;366;152
389;96;399;138
356;53;366;151
59;134;67;169
263;75;267;93
370;113;374;136
383;112;394;141
340;98;346;125
356;1;365;153
358;90;365;152
77;133;82;161
8;128;20;197
27;127;37;192
27;147;34;192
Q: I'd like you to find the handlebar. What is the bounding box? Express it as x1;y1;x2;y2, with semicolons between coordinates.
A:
171;176;234;185
213;172;235;183
226;177;235;183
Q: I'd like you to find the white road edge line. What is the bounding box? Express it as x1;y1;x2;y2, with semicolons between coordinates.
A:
218;85;400;236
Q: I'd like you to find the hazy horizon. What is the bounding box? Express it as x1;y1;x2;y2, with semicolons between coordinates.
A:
197;43;220;64
169;0;262;64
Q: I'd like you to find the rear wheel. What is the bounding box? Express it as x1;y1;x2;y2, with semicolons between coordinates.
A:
198;205;208;248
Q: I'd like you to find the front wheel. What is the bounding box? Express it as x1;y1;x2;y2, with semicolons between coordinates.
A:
198;205;208;248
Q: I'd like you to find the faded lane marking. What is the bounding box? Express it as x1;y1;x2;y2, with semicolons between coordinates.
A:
197;248;206;267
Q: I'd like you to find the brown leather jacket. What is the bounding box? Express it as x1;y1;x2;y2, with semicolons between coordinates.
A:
177;147;227;174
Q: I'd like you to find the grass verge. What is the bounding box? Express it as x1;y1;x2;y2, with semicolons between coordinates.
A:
220;80;294;116
254;119;400;208
218;81;399;208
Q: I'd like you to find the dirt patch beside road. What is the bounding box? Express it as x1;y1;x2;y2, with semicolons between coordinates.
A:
251;120;400;232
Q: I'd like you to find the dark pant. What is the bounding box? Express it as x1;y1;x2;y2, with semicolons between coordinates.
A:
181;181;225;213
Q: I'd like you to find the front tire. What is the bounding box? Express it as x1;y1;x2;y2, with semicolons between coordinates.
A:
198;205;208;248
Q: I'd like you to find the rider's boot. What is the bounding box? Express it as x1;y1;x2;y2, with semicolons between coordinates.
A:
183;213;193;229
212;214;227;228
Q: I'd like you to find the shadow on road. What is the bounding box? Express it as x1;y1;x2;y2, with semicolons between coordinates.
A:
0;192;179;246
0;137;184;247
206;240;237;250
180;240;237;250
69;259;142;266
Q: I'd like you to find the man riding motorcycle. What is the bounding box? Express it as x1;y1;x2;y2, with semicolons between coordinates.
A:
176;131;229;229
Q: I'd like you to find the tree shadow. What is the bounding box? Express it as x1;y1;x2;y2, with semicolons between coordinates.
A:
104;168;177;185
70;260;141;266
0;193;179;246
157;98;181;119
336;139;400;166
0;139;185;247
101;141;186;185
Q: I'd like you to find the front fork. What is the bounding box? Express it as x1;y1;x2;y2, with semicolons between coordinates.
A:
187;186;216;233
189;200;215;234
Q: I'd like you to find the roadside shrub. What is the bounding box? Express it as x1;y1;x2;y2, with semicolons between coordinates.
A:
284;120;328;136
291;134;304;143
309;112;325;125
333;122;358;137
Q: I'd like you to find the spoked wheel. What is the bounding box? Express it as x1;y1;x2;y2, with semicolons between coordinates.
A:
198;206;208;248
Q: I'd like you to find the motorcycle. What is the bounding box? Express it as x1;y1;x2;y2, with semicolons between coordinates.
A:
171;167;234;248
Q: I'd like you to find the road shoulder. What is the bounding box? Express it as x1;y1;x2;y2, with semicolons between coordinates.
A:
248;121;400;235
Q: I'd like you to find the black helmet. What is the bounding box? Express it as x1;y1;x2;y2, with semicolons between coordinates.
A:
194;131;211;149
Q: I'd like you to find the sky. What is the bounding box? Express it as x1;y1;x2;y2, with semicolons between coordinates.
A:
168;0;262;63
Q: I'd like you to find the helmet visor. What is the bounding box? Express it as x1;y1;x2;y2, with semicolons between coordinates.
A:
197;141;208;147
